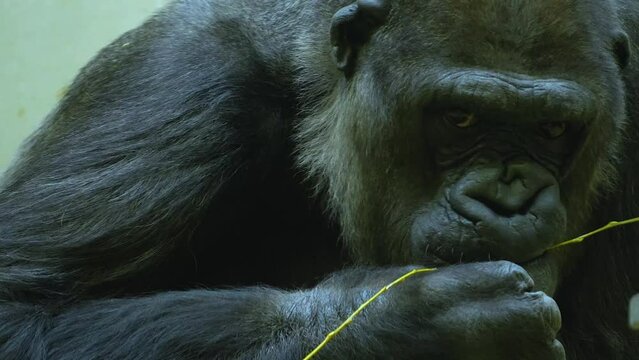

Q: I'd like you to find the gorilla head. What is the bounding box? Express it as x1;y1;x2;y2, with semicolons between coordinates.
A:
297;0;629;295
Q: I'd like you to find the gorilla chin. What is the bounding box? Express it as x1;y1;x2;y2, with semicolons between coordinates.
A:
411;211;565;295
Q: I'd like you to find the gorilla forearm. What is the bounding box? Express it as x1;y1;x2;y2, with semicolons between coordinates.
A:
2;289;301;359
0;264;554;360
0;271;411;360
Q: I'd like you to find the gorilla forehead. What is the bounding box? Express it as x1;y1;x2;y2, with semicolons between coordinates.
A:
392;0;612;32
354;0;628;139
384;0;619;75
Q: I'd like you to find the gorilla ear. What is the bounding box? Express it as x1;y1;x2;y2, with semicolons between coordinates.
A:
330;0;390;75
612;31;631;69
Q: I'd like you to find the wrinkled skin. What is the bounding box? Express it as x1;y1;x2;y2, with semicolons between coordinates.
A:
400;262;563;359
304;261;565;359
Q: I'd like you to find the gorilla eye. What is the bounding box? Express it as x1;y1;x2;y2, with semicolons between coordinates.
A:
445;110;478;128
540;121;568;139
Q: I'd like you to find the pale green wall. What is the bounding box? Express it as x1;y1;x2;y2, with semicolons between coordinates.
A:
0;0;169;175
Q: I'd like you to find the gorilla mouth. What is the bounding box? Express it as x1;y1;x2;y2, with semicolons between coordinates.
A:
419;242;547;267
411;188;567;266
419;245;558;295
412;211;565;264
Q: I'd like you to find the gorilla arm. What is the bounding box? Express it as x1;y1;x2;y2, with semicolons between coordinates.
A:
1;264;563;359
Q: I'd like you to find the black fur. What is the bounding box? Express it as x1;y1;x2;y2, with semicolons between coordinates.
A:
1;0;638;359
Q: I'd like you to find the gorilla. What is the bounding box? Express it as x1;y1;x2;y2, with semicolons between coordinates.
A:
1;0;638;359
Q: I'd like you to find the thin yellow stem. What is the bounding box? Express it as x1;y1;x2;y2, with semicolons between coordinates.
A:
302;268;437;360
303;216;639;360
547;217;639;250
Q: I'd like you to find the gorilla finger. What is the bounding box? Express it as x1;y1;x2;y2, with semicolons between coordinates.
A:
551;339;567;360
469;261;535;293
523;291;562;338
518;339;566;360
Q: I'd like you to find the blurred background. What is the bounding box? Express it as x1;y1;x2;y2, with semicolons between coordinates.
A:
0;0;169;175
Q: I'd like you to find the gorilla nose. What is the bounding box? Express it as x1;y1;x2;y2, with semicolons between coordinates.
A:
470;163;547;216
455;162;554;217
448;162;567;262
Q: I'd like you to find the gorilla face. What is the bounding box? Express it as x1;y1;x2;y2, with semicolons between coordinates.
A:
409;74;588;278
400;1;628;294
298;0;629;295
409;76;587;294
411;73;592;263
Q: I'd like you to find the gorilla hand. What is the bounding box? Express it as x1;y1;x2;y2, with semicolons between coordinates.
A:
316;261;564;359
416;261;564;359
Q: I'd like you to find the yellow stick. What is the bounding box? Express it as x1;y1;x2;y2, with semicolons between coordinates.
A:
547;217;639;250
302;268;437;360
302;216;639;360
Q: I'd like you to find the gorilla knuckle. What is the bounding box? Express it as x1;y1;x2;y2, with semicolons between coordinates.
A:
477;260;535;291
